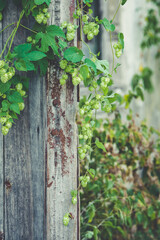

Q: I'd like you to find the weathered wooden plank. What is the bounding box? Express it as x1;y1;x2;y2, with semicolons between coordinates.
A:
3;3;33;240
0;15;4;240
46;0;78;239
2;2;46;240
29;74;46;240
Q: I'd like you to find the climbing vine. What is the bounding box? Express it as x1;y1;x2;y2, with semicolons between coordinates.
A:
0;0;127;227
124;0;160;107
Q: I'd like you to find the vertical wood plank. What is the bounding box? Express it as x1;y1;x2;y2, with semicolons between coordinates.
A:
46;0;79;239
3;3;33;239
29;74;46;240
2;2;46;240
0;13;4;240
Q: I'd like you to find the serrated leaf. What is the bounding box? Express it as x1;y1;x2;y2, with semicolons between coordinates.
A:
2;100;10;111
95;59;109;75
13;43;46;71
64;47;84;63
0;81;11;94
84;58;97;73
35;25;66;56
58;39;68;50
102;18;115;32
22;0;35;15
34;0;51;5
8;92;23;103
10;103;20;114
95;139;106;152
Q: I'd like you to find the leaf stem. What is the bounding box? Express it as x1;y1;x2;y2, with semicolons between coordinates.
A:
0;28;16;59
20;24;38;34
112;0;121;22
7;10;25;57
0;22;16;34
110;32;114;74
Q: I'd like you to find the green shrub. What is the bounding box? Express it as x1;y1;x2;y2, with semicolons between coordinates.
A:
80;111;160;240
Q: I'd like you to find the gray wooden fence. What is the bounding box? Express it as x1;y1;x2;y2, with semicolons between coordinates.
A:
0;0;79;239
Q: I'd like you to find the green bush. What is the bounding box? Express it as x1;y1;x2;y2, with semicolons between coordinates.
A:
80;111;160;240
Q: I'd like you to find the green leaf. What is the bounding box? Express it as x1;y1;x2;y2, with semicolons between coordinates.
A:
93;227;99;240
147;206;154;217
106;180;114;190
8;92;23;103
0;81;11;94
84;58;97;73
136;212;143;224
14;59;27;71
0;112;7;117
102;18;115;32
10;111;18;119
88;204;95;223
118;33;124;50
35;58;48;76
71;190;77;197
35;25;66;56
10;103;20;114
141;67;153;92
87;169;95;178
136;87;144;101
13;43;46;72
131;74;140;90
121;0;127;5
22;0;35;15
79;65;90;87
95;60;109;75
2;100;10;111
34;0;51;5
27;51;46;61
58;39;68;50
0;0;7;11
64;47;84;63
95;139;106;152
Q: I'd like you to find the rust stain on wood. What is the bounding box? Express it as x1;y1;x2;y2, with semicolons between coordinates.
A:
0;231;4;240
51;129;69;176
47;181;53;188
5;180;12;190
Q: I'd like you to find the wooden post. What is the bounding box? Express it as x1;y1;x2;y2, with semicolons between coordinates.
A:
0;0;79;239
46;0;79;239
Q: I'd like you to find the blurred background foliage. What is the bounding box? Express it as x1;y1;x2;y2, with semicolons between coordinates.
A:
80;0;160;239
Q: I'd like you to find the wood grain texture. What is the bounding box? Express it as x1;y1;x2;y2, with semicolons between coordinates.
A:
3;3;33;240
0;0;79;239
2;2;46;240
46;0;78;239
